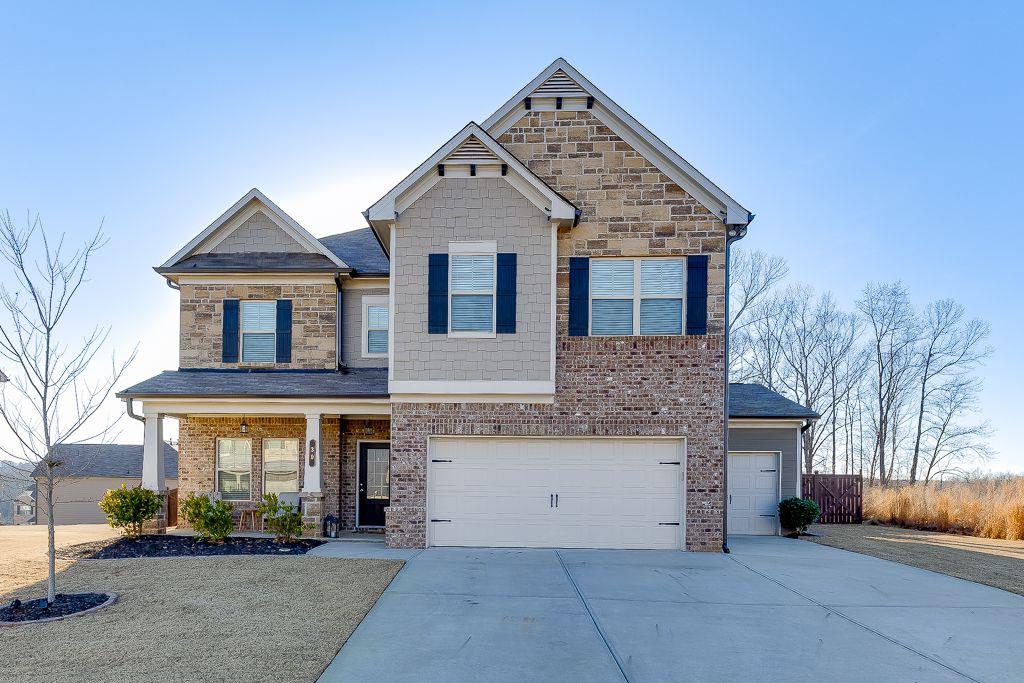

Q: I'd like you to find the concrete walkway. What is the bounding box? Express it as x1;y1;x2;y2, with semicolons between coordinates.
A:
319;536;1024;682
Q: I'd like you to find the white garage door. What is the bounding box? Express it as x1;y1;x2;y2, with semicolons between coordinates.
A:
728;452;780;536
427;438;684;549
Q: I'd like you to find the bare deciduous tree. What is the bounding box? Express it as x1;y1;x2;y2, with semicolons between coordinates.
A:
0;211;135;601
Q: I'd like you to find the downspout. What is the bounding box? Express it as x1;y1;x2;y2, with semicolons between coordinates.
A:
124;398;145;423
722;216;751;554
335;274;346;371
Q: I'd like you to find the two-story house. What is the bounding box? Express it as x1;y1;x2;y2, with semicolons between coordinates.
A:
119;59;817;551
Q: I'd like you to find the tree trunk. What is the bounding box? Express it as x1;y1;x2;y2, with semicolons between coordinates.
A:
46;467;56;602
909;356;931;484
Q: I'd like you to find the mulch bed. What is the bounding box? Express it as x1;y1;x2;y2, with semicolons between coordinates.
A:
1;592;110;624
59;535;324;560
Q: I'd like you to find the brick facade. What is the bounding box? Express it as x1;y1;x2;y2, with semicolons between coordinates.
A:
179;283;337;370
384;110;727;551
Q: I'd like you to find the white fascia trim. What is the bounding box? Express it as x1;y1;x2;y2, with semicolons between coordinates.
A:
729;419;807;429
341;277;389;290
482;58;751;226
178;274;337;285
160;188;350;270
366;123;577;229
133;397;391;417
388;380;555;395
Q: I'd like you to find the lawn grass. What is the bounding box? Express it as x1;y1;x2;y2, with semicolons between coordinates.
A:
807;522;1024;596
0;523;119;594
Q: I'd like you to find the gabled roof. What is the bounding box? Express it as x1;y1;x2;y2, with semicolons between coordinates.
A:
31;443;180;479
728;383;819;420
319;228;390;276
365;123;579;252
483;58;752;226
159;188;349;274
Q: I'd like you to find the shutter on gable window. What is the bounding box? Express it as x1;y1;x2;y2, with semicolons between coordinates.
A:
276;299;292;363
428;253;448;334
496;252;517;334
686;255;708;335
222;299;239;363
568;257;589;337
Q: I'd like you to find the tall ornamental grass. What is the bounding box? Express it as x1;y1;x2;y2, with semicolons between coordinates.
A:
864;477;1024;541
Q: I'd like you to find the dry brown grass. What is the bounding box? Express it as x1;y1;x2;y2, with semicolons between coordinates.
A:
864;477;1024;541
0;524;119;594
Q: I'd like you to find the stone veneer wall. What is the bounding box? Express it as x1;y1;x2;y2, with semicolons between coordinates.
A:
175;416;341;527
179;283;337;370
385;110;727;552
339;418;392;528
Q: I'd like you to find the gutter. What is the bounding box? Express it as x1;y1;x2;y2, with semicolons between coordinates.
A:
123;398;145;423
722;215;752;554
334;274;346;371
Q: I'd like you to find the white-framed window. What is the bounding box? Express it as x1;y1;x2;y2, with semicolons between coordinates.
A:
361;295;389;357
590;258;685;336
16;504;33;515
240;300;276;362
216;438;252;501
263;438;300;496
449;241;496;337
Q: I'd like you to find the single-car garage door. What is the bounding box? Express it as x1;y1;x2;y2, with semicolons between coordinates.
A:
428;437;685;549
727;452;780;535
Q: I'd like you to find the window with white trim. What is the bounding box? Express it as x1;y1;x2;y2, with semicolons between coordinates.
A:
240;300;276;362
216;438;252;501
361;295;388;357
590;258;685;336
449;244;496;336
263;438;300;495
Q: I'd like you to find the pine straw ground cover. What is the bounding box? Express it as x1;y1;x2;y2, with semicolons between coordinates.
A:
0;555;402;683
807;523;1024;596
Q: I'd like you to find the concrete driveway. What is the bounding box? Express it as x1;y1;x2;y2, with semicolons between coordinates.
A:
317;536;1024;682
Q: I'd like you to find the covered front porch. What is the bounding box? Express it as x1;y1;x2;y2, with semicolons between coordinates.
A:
118;369;391;535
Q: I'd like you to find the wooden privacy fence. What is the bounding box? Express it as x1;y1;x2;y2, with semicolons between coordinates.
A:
802;474;862;524
166;487;179;527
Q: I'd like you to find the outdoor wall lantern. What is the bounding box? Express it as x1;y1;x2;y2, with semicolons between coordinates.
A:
308;439;317;467
323;514;339;538
240;422;248;434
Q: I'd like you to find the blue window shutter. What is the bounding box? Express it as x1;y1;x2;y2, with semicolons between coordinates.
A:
222;299;239;362
496;252;517;334
428;253;448;334
686;255;708;335
568;257;589;337
276;299;292;363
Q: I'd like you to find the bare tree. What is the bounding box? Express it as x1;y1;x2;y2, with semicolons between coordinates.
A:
908;299;991;482
920;377;993;483
729;250;788;378
857;282;919;487
0;211;135;601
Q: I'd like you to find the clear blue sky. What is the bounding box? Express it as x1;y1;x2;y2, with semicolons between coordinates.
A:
1;2;1021;470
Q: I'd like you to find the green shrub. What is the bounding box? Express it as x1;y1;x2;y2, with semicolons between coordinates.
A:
257;493;303;542
98;484;163;537
779;497;821;536
180;494;234;542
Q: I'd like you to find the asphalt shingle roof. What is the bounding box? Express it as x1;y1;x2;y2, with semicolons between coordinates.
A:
31;443;179;479
319;228;389;276
728;383;819;420
117;368;389;399
157;252;340;273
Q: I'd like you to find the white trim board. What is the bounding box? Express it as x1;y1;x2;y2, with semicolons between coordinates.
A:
134;397;391;417
482;58;751;226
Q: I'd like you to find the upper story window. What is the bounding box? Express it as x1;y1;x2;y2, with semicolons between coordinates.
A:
240;301;277;362
590;258;685;336
362;295;389;357
449;243;496;337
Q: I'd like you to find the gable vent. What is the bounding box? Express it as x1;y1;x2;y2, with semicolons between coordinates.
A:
533;69;587;97
446;136;501;164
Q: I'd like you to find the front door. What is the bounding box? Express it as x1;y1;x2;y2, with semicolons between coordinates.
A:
358;442;390;527
728;452;780;535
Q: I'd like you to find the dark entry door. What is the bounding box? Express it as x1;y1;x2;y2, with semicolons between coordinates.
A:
358;442;390;527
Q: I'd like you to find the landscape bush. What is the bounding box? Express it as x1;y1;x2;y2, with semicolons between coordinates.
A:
864;476;1024;541
180;494;235;542
778;497;821;535
256;493;303;542
98;484;163;537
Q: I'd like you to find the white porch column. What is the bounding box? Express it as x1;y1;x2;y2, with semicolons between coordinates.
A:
302;413;322;494
141;413;165;492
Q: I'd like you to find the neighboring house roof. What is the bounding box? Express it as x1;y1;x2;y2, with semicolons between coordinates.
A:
117;368;389;399
483;58;752;226
158;252;340;273
0;369;8;382
16;489;34;504
728;384;820;420
319;228;390;276
158;188;349;274
30;443;180;479
365;122;579;252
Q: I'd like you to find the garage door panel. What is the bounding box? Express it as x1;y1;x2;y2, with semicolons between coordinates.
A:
428;438;684;550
